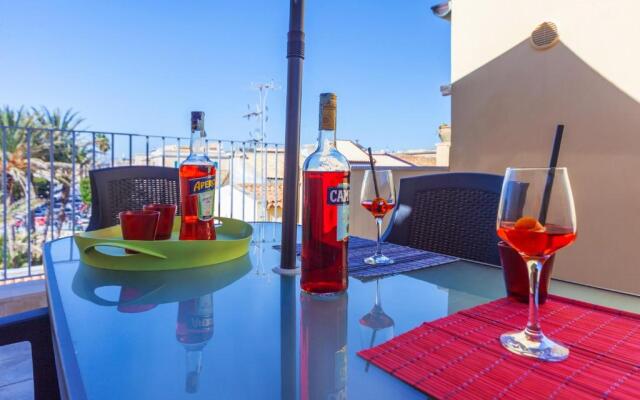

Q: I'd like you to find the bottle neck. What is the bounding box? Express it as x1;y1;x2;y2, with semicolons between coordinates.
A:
317;129;336;152
190;128;207;156
185;348;203;393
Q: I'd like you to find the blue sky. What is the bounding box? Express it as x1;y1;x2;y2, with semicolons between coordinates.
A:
1;0;450;151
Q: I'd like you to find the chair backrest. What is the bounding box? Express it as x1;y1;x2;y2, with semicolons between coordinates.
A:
382;172;504;265
87;166;180;231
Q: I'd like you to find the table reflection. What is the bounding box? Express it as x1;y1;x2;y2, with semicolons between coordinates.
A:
71;255;252;307
70;255;251;395
280;276;297;400
359;279;395;371
176;294;214;393
300;292;348;400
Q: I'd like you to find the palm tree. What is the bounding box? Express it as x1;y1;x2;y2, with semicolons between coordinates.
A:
31;107;89;238
0;106;85;267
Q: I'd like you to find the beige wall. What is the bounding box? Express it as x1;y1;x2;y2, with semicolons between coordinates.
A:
450;0;640;293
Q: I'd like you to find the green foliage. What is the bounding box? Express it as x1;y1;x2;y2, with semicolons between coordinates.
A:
33;177;50;199
80;177;91;205
0;105;99;269
95;133;110;153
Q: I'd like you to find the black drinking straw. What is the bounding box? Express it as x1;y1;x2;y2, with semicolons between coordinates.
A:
367;147;380;198
538;124;564;224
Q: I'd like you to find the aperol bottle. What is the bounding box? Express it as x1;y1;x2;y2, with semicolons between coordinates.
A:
301;93;350;294
179;111;217;240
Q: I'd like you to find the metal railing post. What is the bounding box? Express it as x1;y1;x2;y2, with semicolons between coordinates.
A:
217;141;222;217
71;131;77;235
242;141;246;220
26;128;32;275
275;144;279;221
129;135;133;166
262;143;267;222
274;144;279;240
49;130;55;240
110;133;115;167
230;142;235;219
253;144;257;222
2;127;7;278
162;137;166;167
92;132;96;170
177;138;181;166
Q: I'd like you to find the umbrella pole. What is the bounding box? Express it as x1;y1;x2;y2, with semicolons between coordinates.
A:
277;0;305;273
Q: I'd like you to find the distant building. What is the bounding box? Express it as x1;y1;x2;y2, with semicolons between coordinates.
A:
130;135;449;228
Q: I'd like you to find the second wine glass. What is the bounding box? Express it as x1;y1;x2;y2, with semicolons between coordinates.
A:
360;170;396;265
497;167;577;362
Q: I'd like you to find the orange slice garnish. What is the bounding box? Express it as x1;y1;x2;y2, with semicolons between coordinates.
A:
514;216;544;231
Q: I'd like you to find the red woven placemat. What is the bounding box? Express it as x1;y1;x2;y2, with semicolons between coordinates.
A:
358;295;640;399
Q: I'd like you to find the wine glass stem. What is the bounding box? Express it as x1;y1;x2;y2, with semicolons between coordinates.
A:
375;217;383;256
524;258;544;337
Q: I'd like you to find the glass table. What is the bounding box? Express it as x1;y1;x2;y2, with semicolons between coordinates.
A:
44;223;639;400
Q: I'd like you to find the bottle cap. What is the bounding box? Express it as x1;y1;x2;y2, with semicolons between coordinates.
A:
319;93;337;131
191;111;205;136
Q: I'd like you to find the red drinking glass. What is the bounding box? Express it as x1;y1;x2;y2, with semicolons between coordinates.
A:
117;287;158;313
119;210;160;254
143;204;177;240
498;241;554;305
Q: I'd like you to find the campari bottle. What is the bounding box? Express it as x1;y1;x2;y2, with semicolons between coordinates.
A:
179;111;217;240
301;93;350;294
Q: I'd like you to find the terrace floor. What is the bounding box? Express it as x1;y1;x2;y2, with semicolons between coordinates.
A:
0;342;33;400
0;279;47;400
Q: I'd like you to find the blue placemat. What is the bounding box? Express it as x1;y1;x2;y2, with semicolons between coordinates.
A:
274;236;458;281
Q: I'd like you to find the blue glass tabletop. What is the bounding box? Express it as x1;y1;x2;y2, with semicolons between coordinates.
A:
44;223;639;400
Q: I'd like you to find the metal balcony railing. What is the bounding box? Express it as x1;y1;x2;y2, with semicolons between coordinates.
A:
0;125;283;281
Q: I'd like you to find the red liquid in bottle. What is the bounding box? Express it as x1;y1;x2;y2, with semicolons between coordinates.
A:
179;164;217;240
300;292;347;400
361;198;395;218
176;295;214;394
497;222;576;258
176;296;214;345
301;170;349;294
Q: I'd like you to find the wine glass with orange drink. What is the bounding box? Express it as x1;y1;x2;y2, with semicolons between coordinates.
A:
496;167;577;361
360;170;396;265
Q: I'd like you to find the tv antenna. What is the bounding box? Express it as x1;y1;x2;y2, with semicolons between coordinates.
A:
242;81;278;144
242;81;279;222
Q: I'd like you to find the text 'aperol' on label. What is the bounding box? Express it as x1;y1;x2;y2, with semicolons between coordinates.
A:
189;176;216;195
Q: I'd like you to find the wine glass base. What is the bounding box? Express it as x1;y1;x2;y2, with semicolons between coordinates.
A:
500;330;569;362
364;254;394;265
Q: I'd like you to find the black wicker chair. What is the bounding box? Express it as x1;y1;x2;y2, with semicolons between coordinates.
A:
0;308;60;399
382;172;504;265
87;166;180;231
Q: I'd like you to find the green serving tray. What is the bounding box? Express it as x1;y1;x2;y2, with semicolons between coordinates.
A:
74;217;253;271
